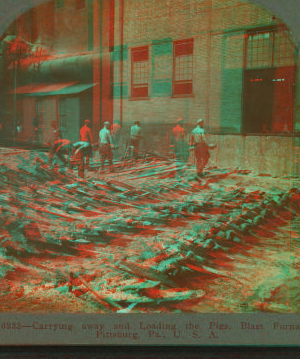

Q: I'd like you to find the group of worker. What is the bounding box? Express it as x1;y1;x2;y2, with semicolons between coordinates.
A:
48;117;216;180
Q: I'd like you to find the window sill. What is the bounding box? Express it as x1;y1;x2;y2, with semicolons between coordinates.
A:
128;97;150;101
171;93;195;99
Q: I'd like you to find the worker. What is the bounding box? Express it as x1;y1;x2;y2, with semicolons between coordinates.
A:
30;118;41;163
170;117;188;177
190;119;216;178
130;121;142;161
99;121;114;172
49;121;62;166
72;141;91;178
111;119;121;159
50;138;73;174
79;119;93;168
16;120;22;137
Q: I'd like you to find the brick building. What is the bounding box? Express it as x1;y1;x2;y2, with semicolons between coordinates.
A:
1;0;299;175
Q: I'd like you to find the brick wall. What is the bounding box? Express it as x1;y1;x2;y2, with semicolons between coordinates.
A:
112;0;280;129
53;0;89;54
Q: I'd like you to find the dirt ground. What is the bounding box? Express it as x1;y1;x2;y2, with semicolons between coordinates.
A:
0;147;299;313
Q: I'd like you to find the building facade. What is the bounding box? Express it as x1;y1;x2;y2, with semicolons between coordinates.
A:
1;0;299;176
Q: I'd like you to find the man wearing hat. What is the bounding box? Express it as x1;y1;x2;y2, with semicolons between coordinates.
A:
190;119;216;178
170;117;188;176
99;121;114;172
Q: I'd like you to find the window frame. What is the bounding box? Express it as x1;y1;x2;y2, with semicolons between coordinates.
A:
36;99;44;127
131;46;149;99
172;38;194;96
58;97;67;130
245;27;294;69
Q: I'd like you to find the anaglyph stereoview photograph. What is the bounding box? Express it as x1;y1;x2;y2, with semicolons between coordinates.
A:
0;0;299;314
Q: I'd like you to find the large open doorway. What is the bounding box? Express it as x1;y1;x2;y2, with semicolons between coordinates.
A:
242;27;295;134
243;66;294;133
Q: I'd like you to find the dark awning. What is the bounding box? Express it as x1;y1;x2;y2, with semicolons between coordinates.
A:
41;83;98;96
6;82;98;96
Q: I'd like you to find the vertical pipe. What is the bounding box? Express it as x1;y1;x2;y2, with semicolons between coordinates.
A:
292;43;300;178
99;0;103;128
119;0;124;127
88;0;94;52
206;0;212;131
93;0;101;137
13;61;17;147
109;0;115;51
242;32;248;133
109;0;115;124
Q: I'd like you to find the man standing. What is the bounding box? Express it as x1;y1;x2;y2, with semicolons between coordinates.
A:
130;121;141;160
170;117;188;176
99;121;114;172
111;119;121;159
72;119;93;178
79;119;93;168
30;118;41;163
190;119;216;178
49;121;62;166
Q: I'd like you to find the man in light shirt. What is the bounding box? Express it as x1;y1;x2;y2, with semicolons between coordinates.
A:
130;121;141;160
190;119;216;178
99;121;114;172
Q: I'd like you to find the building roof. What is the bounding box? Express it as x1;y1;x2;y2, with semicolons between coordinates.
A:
6;82;98;96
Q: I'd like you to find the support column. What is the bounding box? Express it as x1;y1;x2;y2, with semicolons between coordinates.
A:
93;0;101;137
101;0;114;125
93;0;113;133
292;46;300;177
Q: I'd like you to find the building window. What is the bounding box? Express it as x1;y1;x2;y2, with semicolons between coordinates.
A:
173;38;194;95
55;0;64;10
274;30;294;67
246;31;273;69
36;99;44;126
246;28;294;69
131;46;149;98
76;0;85;11
59;98;67;129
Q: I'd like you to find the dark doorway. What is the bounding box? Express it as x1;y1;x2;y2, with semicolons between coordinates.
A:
243;66;294;133
243;68;275;133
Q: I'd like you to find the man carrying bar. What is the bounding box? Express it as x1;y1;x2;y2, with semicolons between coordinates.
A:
190;119;216;178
